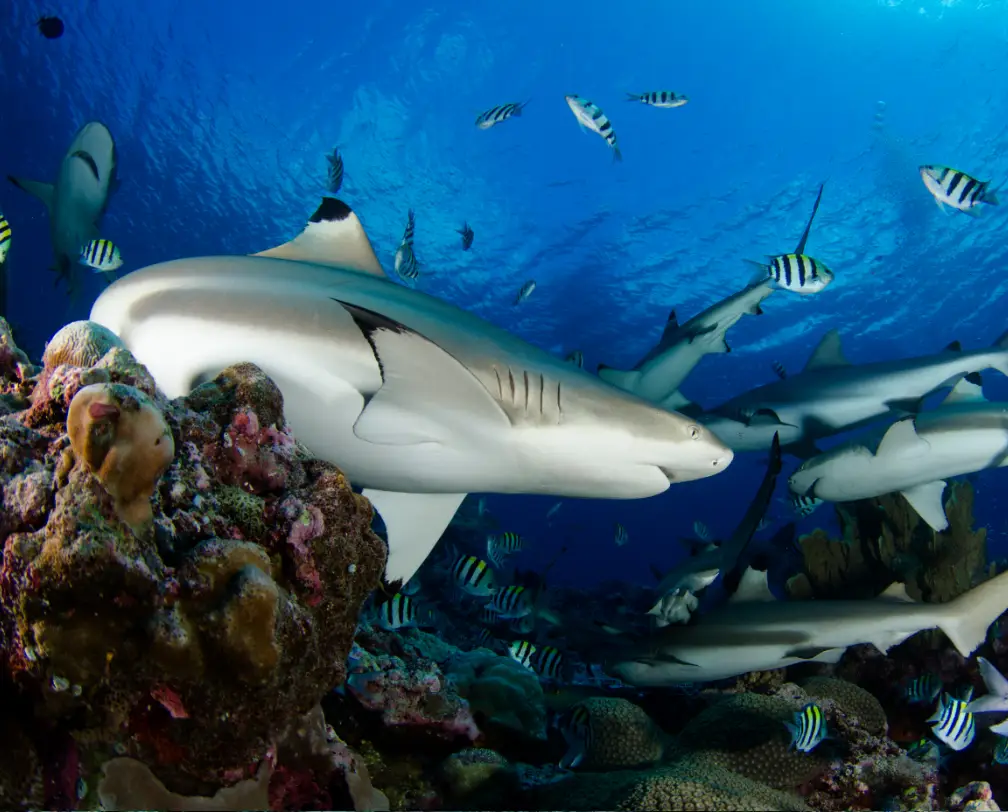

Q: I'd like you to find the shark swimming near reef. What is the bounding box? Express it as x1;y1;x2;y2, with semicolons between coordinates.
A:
597;184;825;409
7;121;119;294
603;566;1008;686
89;197;733;589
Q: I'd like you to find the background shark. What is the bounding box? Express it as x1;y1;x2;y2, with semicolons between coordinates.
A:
7;121;119;295
605;566;1008;686
596;184;824;409
697;329;1008;457
788;379;1008;531
89;197;733;588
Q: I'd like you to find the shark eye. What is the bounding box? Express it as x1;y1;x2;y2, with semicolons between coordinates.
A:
687;425;701;440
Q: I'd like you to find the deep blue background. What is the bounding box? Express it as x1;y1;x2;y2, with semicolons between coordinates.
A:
2;0;1007;585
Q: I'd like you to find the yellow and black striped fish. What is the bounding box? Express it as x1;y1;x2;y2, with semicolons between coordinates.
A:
614;522;629;547
451;554;497;597
920;165;999;215
928;691;975;751
565;95;622;162
394;209;419;285
762;254;832;295
0;213;11;263
559;703;593;769
533;645;565;680
490;584;533;619
785;703;827;753
508;639;536;670
80;238;123;273
487;531;524;567
377;593;417;631
625;90;688;109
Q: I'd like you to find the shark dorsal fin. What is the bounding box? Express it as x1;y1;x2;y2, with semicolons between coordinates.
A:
941;378;987;407
877;582;914;603
728;566;775;604
253;198;388;278
876;418;929;458
803;330;849;372
659;310;680;342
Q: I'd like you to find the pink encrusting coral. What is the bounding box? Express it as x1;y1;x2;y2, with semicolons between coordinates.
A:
213;405;296;493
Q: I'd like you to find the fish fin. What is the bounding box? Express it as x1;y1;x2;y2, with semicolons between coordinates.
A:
7;176;55;210
596;365;641;392
944;340;962;352
803;329;850;371
876;418;930;458
937;570;1008;657
341;302;510;444
659;390;693;411
794;182;825;255
559;741;585;770
934;198;949;214
746;408;792;428
983;183;999;205
727;567;775;604
877;582;915;603
975;657;1008;707
612;148;623;163
784;645;836;660
743;259;769;286
660;309;679;341
899;481;948;532
625;92;640;101
961;206;983;218
748;301;764;316
254;198;387;278
363;489;466;586
784;438;822;460
886;396;925;415
940;378;986;406
71;149;100;181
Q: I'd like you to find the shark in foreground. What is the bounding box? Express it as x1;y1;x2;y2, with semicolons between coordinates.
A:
7;121;119;293
605;565;1008;686
788;379;1008;531
89;197;733;587
697;329;1008;457
597;184;824;410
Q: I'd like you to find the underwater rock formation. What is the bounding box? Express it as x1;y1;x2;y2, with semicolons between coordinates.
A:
0;318;386;808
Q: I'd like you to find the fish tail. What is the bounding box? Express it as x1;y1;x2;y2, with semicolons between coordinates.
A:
625;92;640;101
612;147;623;163
936;569;1008;657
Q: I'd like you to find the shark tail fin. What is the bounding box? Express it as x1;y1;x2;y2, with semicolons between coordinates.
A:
7;176;55;210
597;364;641;393
936;569;1008;657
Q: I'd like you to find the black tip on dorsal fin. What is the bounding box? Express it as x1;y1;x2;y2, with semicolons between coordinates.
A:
597;363;611;372
334;299;409;337
966;372;983;386
667;309;678;326
309;197;353;224
944;340;962;352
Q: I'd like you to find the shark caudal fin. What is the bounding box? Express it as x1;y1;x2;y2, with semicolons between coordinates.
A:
936;569;1008;657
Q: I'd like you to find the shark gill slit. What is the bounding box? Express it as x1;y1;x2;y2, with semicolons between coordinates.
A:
538;373;544;416
523;370;529;412
508;368;516;403
493;367;503;400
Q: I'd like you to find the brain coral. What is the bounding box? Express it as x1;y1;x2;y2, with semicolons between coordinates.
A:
799;676;887;737
571;697;666;770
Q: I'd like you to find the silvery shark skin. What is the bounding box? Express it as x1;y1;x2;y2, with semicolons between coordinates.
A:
90;197;733;587
607;566;1008;685
597;184;825;409
699;329;1008;456
7;121;118;293
788;381;1008;531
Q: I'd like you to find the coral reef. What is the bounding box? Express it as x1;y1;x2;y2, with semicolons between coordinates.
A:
567;697;666;770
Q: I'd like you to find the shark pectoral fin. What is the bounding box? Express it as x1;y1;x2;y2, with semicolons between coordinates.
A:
255;198;388;278
940;378;987;406
747;408;791;427
877;582;914;603
876;418;930;458
344;303;510;445
748;302;764;316
7;176;55;210
899;481;948;531
71;150;101;181
597;365;641;392
363;489;466;586
803;329;850;371
728;567;775;603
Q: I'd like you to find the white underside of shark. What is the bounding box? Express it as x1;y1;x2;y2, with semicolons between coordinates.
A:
788;379;1008;531
89;197;733;587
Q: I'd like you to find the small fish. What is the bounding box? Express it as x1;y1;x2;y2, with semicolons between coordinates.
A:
327;148;344;193
534;645;565;680
377;593;417;631
995;736;1008;765
510;614;535;634
614;523;629;546
905;736;940;763
565;95;622;162
904;673;943;705
791;494;824;518
457;222;474;250
693;520;709;541
919;165;999;216
514;279;536;305
546;501;563;520
772;361;788;380
478;604;501;625
0;214;10;263
80;239;123;273
400;576;422;597
928;691;975;751
76;777;87;800
487;532;524;567
490;584;533;619
785;703;828;753
37;15;64;39
508;639;537;670
451;555;498;598
475;101;529;130
565;350;584;368
751;254;833;295
394;209;419;285
625;90;688;108
756;518;772;533
475;628;496;650
559;703;593;769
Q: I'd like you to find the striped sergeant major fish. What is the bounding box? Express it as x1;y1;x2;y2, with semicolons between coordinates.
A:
478;604;501;625
533;645;565;680
928;690;976;751
565;350;584;369
510;614;535;634
559;702;593;769
327;148;344;194
625;90;688;108
487;531;523;567
614;522;629;546
393;209;419;285
451;554;498;597
0;213;10;263
919;165;1000;216
785;703;827;753
376;593;428;631
564;95;622;162
508;639;536;670
490;584;533;619
475;101;529;130
904;672;942;706
791;494;823;519
749;253;833;296
80;238;123;273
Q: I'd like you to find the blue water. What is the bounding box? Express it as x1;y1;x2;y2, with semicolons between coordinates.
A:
3;0;1008;584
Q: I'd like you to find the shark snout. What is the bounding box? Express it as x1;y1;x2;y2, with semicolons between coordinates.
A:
661;423;734;482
